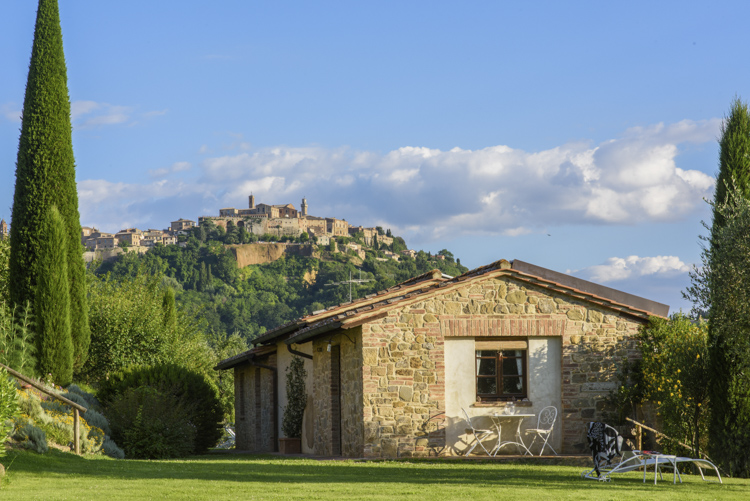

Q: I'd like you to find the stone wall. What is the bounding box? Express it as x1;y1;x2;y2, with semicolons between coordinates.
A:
360;306;445;458
234;354;277;452
358;274;645;457
561;308;641;452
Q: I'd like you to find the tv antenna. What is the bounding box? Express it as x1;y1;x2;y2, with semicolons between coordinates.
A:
325;269;372;303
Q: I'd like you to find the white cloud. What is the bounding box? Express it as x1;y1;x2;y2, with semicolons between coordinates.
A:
75;118;720;241
2;103;22;122
571;255;691;283
70;100;166;129
73;102;131;129
148;161;192;179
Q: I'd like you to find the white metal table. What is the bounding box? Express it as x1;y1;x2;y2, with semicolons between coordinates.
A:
488;413;535;456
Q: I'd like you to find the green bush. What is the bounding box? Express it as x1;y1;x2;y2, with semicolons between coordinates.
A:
282;356;307;438
103;437;125;459
0;368;19;457
65;384;101;410
13;422;48;454
79;408;111;437
0;300;36;375
107;385;196;459
100;363;223;454
15;384;116;456
84;274;216;382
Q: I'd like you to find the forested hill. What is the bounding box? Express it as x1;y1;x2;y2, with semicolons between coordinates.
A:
94;230;468;342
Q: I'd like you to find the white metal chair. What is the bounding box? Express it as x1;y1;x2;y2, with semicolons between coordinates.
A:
461;408;496;456
525;405;558;455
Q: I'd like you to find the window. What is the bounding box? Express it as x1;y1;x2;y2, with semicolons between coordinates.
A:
475;339;527;401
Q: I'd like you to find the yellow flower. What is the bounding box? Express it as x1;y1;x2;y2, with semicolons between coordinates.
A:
677;369;681;373
697;354;700;359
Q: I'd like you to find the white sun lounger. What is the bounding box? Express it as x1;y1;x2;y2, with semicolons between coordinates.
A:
583;450;722;484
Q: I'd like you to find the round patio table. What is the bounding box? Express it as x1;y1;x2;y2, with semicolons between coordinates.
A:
489;413;535;456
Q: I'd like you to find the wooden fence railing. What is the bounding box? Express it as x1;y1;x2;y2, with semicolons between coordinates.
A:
625;416;710;460
0;362;87;454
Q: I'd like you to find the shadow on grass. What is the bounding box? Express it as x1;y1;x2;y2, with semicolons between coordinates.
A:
4;449;735;494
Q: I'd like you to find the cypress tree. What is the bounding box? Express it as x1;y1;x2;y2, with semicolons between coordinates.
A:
35;205;73;386
706;98;750;477
711;97;750;239
8;0;90;372
162;287;177;332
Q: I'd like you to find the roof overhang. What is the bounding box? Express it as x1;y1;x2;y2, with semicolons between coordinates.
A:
214;344;277;371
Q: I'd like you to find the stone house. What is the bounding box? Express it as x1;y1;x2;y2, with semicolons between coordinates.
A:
326;217;350;237
217;259;668;458
170;218;196;232
115;228;143;247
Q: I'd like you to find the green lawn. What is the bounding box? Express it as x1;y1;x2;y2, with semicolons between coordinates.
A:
1;450;748;501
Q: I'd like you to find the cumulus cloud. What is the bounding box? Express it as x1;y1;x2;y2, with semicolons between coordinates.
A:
571;255;691;283
76;119;719;242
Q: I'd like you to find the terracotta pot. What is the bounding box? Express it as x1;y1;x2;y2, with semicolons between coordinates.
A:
279;437;301;454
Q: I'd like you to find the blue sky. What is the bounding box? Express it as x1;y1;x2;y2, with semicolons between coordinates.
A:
2;1;749;312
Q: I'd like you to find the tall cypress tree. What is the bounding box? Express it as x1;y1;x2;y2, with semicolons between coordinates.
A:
707;98;750;477
711;98;750;238
35;205;73;386
9;0;90;372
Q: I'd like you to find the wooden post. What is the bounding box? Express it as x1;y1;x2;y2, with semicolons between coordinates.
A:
74;408;80;455
637;424;642;451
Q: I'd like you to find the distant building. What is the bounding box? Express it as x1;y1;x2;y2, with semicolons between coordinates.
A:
0;219;8;241
326;217;349;237
115;228;143;247
171;219;196;232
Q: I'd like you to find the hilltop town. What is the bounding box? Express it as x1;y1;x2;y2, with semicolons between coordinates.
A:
43;195;429;262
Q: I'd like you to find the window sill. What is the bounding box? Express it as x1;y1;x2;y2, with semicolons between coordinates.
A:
471;401;533;408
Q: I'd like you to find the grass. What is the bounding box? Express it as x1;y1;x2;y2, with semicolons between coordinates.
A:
1;450;749;501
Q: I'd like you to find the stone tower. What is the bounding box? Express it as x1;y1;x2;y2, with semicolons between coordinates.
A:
249;194;255;209
301;197;308;216
0;219;7;240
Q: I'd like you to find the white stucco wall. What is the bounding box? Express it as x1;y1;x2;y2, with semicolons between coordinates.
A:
275;341;315;453
444;336;562;455
527;337;562;453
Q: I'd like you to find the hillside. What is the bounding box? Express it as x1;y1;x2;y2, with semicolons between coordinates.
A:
94;230;468;342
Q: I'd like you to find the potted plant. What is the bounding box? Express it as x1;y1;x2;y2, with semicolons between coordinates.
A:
280;355;307;454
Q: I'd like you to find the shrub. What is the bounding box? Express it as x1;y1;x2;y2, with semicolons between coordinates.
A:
639;314;709;458
107;385;196;459
103;437;125;459
14;384;117;456
84;274;216;382
100;363;223;454
0;300;36;375
0;368;19;457
79;408;111;437
13;422;48;454
282;356;307;438
65;384;101;410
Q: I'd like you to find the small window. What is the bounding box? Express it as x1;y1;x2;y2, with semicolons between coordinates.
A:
476;348;527;401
